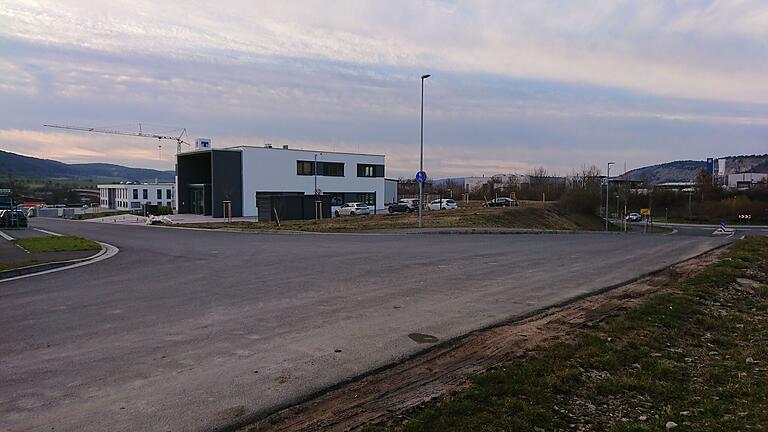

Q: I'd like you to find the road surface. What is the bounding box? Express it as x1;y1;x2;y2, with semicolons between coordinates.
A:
0;219;732;431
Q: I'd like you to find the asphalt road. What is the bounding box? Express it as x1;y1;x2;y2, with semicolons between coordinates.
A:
1;219;733;432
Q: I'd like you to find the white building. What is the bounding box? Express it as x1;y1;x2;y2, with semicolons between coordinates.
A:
175;145;394;219
727;172;768;190
98;183;175;211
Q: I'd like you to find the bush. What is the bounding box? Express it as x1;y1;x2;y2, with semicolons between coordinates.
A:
558;188;601;215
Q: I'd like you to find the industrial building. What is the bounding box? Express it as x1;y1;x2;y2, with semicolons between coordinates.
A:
175;145;397;220
98;183;175;211
727;172;768;190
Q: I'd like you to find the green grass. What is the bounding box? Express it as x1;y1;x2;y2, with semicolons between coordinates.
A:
374;237;768;432
14;236;101;253
0;260;45;272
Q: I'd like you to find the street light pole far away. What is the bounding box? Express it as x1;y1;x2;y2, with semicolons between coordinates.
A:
419;73;430;229
606;161;615;232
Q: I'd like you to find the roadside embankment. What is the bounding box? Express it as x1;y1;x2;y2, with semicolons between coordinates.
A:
180;203;619;233
378;236;768;431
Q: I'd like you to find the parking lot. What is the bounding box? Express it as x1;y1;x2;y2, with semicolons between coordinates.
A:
0;217;734;431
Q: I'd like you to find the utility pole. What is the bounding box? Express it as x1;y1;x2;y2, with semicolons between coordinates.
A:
418;74;430;228
606;161;615;232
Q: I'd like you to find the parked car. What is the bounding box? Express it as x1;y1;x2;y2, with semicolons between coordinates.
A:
388;199;419;214
483;197;519;207
398;198;420;211
335;202;371;217
428;199;458;210
626;212;643;222
0;209;28;228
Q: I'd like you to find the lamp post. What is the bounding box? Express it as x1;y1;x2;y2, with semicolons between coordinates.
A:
314;152;323;219
606;161;614;232
419;74;430;229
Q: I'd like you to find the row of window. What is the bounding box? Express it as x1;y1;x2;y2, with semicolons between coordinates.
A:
105;188;173;200
103;200;174;209
296;161;384;178
326;192;376;206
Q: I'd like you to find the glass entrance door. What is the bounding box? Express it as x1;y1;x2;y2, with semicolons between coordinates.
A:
190;188;205;215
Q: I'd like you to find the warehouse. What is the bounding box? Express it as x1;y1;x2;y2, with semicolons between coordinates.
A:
175;144;394;220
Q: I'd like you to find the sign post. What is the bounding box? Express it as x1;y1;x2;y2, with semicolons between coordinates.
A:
738;214;752;225
640;208;651;234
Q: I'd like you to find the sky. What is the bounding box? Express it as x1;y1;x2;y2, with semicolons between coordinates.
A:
1;0;767;178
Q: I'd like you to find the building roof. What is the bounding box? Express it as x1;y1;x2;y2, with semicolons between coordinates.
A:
225;145;385;158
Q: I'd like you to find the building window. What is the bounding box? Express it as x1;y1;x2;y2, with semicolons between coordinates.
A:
133;189;138;199
317;162;344;176
297;160;314;175
298;160;344;176
157;189;162;200
357;164;384;177
142;189;148;199
166;189;172;200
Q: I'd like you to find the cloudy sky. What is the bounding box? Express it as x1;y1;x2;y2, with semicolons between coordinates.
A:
1;1;767;178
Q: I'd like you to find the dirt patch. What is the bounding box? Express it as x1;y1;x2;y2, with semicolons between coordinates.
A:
237;247;729;432
182;203;613;233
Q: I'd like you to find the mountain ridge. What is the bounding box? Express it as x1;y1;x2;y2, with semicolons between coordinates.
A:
0;150;174;182
624;154;768;184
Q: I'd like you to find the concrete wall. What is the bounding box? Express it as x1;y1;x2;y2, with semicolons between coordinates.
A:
237;146;387;217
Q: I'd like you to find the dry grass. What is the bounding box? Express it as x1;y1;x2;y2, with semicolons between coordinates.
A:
182;202;613;233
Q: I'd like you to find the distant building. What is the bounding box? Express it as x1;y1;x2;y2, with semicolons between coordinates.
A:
98;183;175;211
175;145;391;219
727;173;768;190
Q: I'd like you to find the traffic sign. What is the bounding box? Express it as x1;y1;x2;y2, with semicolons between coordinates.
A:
640;208;651;216
738;214;752;220
415;171;427;183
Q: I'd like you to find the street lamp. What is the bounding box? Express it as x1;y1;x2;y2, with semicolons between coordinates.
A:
419;74;430;229
314;152;323;219
606;161;615;232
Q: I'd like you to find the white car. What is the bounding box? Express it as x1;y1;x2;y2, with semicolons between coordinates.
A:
335;202;371;217
428;199;458;210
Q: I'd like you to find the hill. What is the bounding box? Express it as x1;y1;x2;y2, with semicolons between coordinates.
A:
625;154;768;184
0;150;174;182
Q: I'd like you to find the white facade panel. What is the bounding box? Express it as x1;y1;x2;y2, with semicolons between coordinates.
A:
97;183;176;211
236;146;387;217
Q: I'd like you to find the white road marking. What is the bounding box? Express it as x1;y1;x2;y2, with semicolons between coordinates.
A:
0;242;119;283
0;230;14;241
34;228;63;237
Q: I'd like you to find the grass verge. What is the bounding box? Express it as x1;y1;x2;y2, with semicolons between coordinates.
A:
182;204;621;233
373;236;768;431
0;260;45;272
14;236;101;253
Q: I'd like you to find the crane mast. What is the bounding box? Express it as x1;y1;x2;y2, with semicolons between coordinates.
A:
43;124;191;154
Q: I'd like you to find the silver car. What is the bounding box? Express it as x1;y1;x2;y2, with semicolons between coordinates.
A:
335;202;371;217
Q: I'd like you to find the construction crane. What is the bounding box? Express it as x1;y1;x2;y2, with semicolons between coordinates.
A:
43;123;191;155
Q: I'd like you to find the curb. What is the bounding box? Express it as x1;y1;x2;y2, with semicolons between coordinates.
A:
0;242;119;283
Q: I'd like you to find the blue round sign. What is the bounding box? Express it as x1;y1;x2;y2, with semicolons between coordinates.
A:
415;171;427;183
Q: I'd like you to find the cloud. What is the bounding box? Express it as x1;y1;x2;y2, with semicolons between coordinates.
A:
0;1;766;177
3;1;767;103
